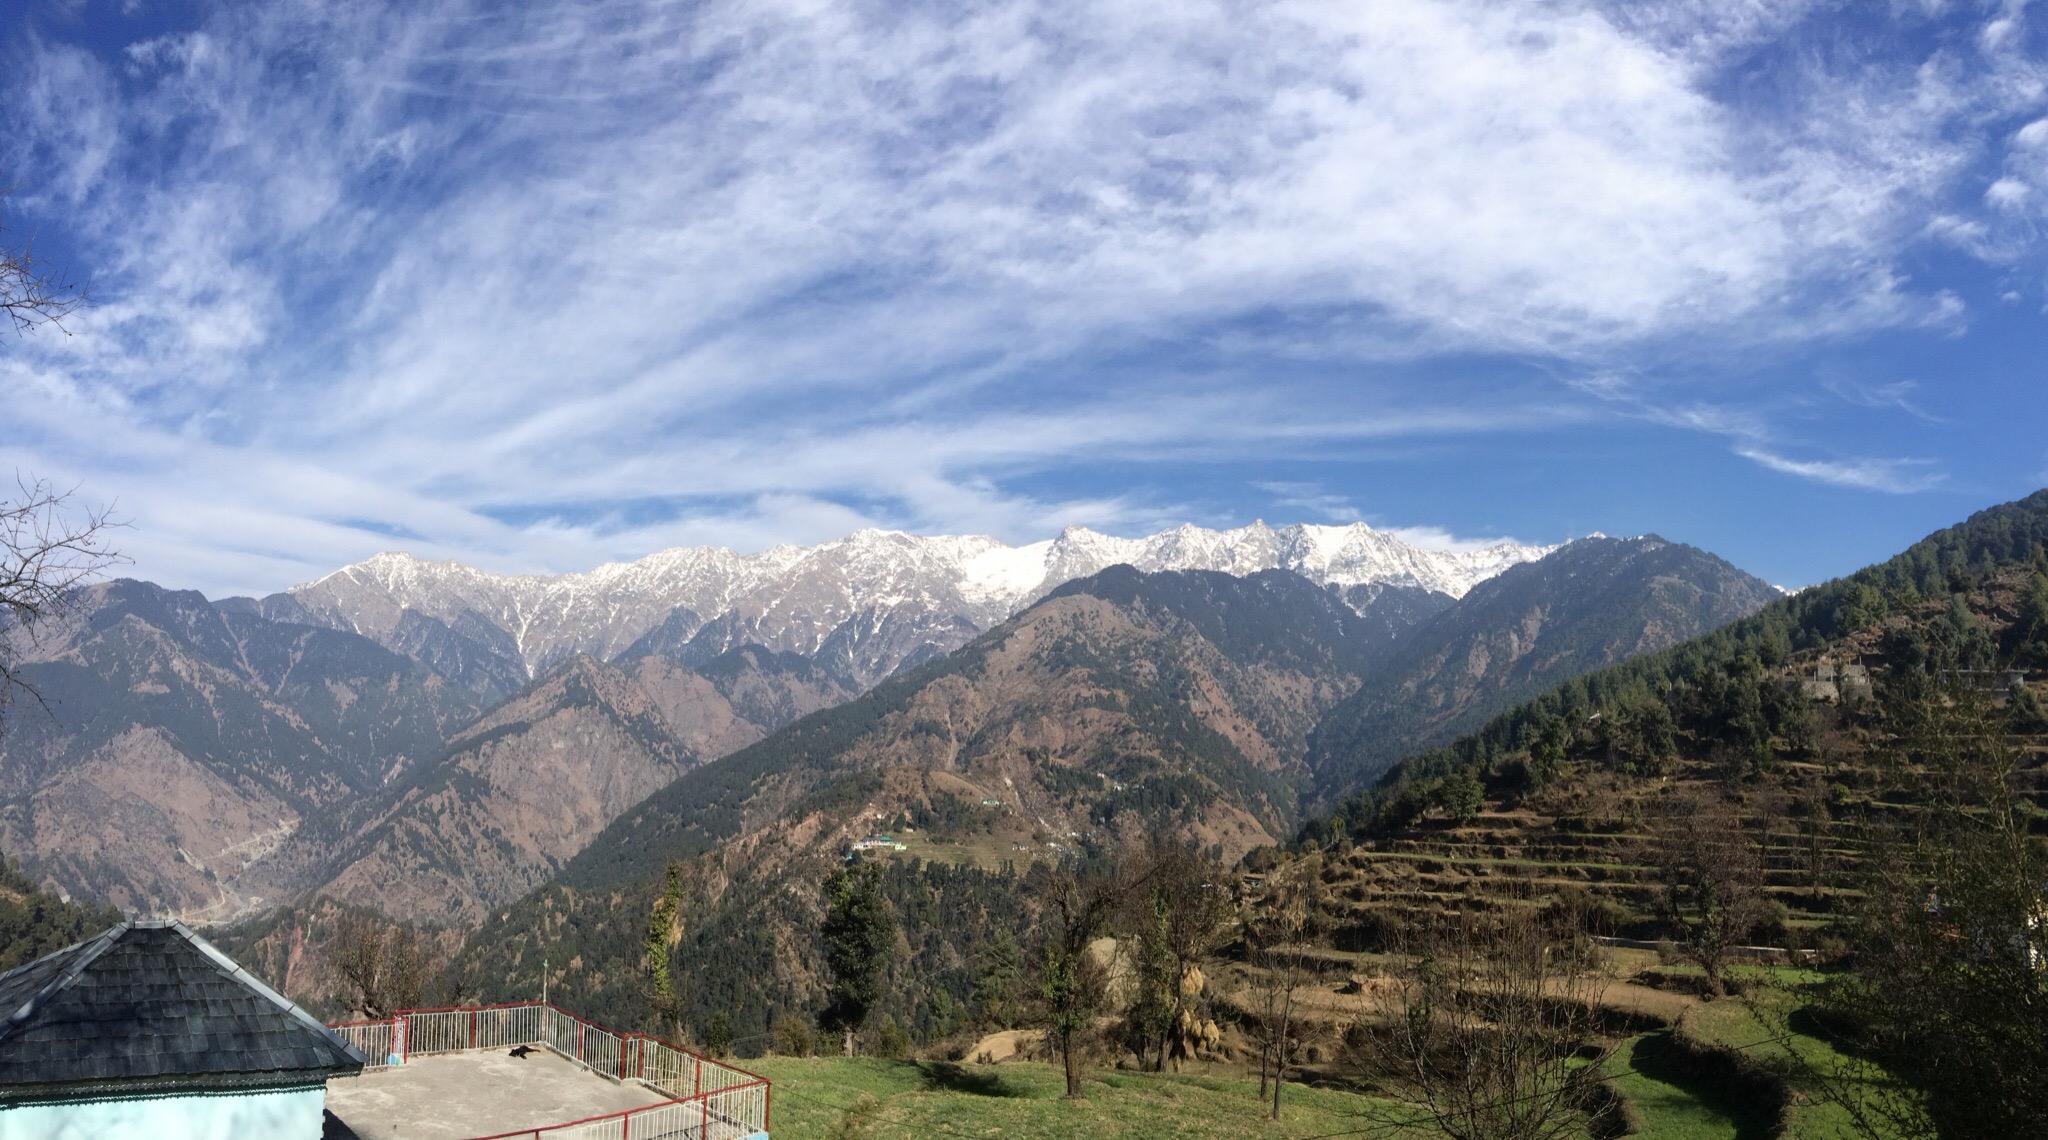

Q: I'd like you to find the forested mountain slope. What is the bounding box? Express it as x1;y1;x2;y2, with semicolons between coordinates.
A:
439;543;1776;1036
1305;489;2048;948
1307;536;1777;795
0;855;119;973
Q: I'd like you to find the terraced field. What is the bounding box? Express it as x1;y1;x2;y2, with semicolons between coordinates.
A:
1315;699;2048;948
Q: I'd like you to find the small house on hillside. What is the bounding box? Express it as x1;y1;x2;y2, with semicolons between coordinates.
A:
1802;658;1873;703
0;920;364;1139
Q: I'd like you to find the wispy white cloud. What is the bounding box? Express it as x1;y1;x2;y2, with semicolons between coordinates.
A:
0;0;2039;592
1733;446;1948;494
1570;374;1950;494
1378;525;1542;556
1821;377;1945;424
1250;481;1363;524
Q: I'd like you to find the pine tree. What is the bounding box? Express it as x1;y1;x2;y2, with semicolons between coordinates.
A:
2015;573;2048;666
821;861;892;1056
644;861;686;1039
972;929;1024;1029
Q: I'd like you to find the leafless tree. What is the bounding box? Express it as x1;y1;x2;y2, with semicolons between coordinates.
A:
1354;906;1613;1140
1033;853;1146;1099
1131;837;1234;1072
1239;850;1326;1120
332;911;426;1020
1;216;86;335
0;476;123;725
1647;789;1769;996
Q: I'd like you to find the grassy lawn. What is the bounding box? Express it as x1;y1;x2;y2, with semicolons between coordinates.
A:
1683;986;1911;1138
1605;1032;1752;1140
876;834;1042;872
1645;962;1830;988
746;1056;1409;1139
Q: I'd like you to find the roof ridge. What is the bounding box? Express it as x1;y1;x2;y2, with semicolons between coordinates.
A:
0;921;130;1049
165;920;367;1065
0;921;367;1092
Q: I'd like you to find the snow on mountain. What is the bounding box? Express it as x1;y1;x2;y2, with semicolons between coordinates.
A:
275;520;1559;686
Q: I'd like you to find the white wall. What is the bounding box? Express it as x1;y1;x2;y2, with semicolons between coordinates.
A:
0;1084;326;1140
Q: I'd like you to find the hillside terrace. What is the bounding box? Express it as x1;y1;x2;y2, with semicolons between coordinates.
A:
324;1003;768;1140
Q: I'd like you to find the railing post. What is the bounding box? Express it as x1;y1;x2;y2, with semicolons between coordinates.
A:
700;1095;709;1138
693;1056;702;1097
470;1009;478;1050
577;1020;584;1063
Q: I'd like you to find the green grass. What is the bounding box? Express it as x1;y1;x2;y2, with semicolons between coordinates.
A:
1684;986;1914;1138
1644;962;1830;987
747;1056;1409;1139
1605;1033;1750;1140
876;834;1038;872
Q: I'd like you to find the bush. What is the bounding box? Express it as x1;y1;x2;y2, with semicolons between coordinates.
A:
703;1012;734;1058
872;1017;910;1060
774;1018;816;1058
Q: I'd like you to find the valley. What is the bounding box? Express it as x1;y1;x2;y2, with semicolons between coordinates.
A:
9;8;2044;1135
0;521;1739;930
4;496;2043;1140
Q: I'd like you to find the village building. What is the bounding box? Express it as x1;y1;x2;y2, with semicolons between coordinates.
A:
1802;657;1873;703
0;920;365;1140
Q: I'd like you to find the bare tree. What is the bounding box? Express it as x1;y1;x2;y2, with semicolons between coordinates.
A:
1240;850;1326;1120
1;217;86;335
333;911;426;1020
1647;790;1769;996
0;477;122;724
1033;855;1143;1099
1125;838;1234;1072
1355;907;1612;1140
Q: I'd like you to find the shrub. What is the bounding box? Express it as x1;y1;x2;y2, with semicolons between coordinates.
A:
703;1012;735;1058
872;1017;910;1060
775;1018;816;1058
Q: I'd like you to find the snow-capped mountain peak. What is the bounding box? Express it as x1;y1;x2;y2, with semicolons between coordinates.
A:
278;521;1560;684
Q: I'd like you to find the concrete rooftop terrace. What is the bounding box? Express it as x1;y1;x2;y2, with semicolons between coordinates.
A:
326;1049;670;1139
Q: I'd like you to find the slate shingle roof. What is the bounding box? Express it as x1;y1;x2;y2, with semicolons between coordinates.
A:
0;920;365;1100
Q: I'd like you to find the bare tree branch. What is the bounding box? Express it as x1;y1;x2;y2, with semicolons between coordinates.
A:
0;475;126;726
1644;789;1771;997
1351;904;1614;1140
0;217;87;336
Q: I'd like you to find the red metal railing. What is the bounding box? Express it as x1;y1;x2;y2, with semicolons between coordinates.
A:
328;1001;770;1138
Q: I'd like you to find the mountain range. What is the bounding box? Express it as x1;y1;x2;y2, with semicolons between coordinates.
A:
250;522;1559;696
439;536;1774;1030
0;520;1770;944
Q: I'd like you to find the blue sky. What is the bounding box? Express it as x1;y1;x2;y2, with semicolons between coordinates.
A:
2;0;2045;597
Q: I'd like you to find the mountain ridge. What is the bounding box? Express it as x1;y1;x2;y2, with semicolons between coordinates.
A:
261;521;1561;688
443;542;1775;1032
1306;535;1780;793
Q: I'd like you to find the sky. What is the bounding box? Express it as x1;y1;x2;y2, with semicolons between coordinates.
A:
2;0;2045;598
